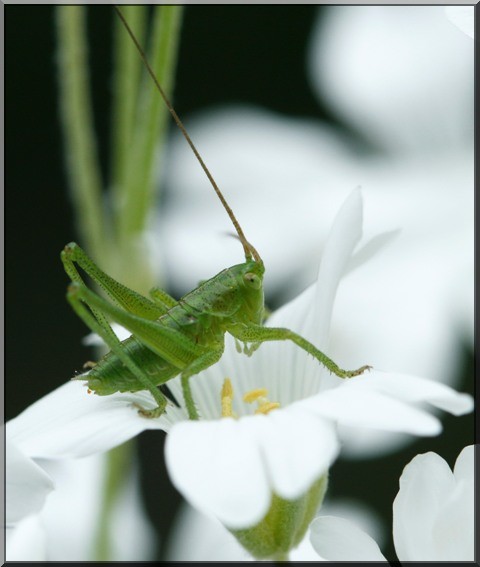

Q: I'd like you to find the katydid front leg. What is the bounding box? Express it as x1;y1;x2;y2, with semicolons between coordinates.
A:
227;323;371;378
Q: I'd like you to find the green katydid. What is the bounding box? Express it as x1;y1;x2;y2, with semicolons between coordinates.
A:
61;7;371;421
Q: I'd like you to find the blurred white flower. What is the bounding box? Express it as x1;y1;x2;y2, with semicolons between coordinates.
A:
6;438;54;527
157;6;473;458
6;190;472;559
5;425;156;561
5;437;53;560
6;514;47;562
310;445;475;561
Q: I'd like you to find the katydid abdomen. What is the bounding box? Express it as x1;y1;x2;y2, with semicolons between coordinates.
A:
86;335;179;395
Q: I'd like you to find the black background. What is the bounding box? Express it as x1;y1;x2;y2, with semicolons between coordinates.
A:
5;5;474;561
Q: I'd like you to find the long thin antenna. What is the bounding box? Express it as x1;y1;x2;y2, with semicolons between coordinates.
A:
114;6;262;264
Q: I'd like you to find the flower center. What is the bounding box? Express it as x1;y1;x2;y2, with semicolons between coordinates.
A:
221;379;280;418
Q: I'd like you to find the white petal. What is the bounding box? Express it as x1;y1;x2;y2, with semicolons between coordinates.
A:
6;515;47;561
242;408;338;500
445;7;474;39
6;440;54;525
432;473;474;560
165;417;271;529
320;497;386;551
346;229;400;275
6;381;184;459
165;503;253;561
342;370;474;416
290;530;325;561
301;385;441;435
393;452;454;561
307;187;363;348
430;445;475;561
264;286;328;402
83;323;131;346
454;444;474;485
310;515;386;561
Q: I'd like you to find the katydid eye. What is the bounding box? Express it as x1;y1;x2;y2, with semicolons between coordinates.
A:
244;272;261;290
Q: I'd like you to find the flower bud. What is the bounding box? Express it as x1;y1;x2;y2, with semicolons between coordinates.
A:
229;473;328;560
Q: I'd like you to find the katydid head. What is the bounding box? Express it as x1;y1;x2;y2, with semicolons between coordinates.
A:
235;258;265;326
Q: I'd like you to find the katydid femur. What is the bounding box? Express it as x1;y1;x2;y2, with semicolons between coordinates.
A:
61;7;371;420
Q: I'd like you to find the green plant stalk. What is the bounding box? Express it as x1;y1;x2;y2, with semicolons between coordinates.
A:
92;442;134;561
56;6;109;262
118;5;184;241
110;6;147;208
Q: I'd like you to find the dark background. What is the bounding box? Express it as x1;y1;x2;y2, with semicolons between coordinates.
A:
5;5;474;561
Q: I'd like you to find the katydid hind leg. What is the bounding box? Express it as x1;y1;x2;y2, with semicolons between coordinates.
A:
62;248;121;348
67;283;168;417
68;281;206;369
62;242;166;320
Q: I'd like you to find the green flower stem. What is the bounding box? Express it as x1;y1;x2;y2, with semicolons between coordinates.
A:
56;6;109;262
93;441;134;561
110;6;147;209
118;6;183;242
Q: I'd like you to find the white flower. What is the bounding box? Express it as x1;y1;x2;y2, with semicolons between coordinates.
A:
6;190;472;548
310;445;474;561
156;7;473;460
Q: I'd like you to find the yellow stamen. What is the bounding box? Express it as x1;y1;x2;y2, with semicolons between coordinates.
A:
255;402;281;415
221;378;235;418
243;388;268;404
244;387;281;415
222;378;234;399
221;382;281;417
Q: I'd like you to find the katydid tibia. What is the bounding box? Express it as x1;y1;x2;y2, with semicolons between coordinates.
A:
61;7;371;420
